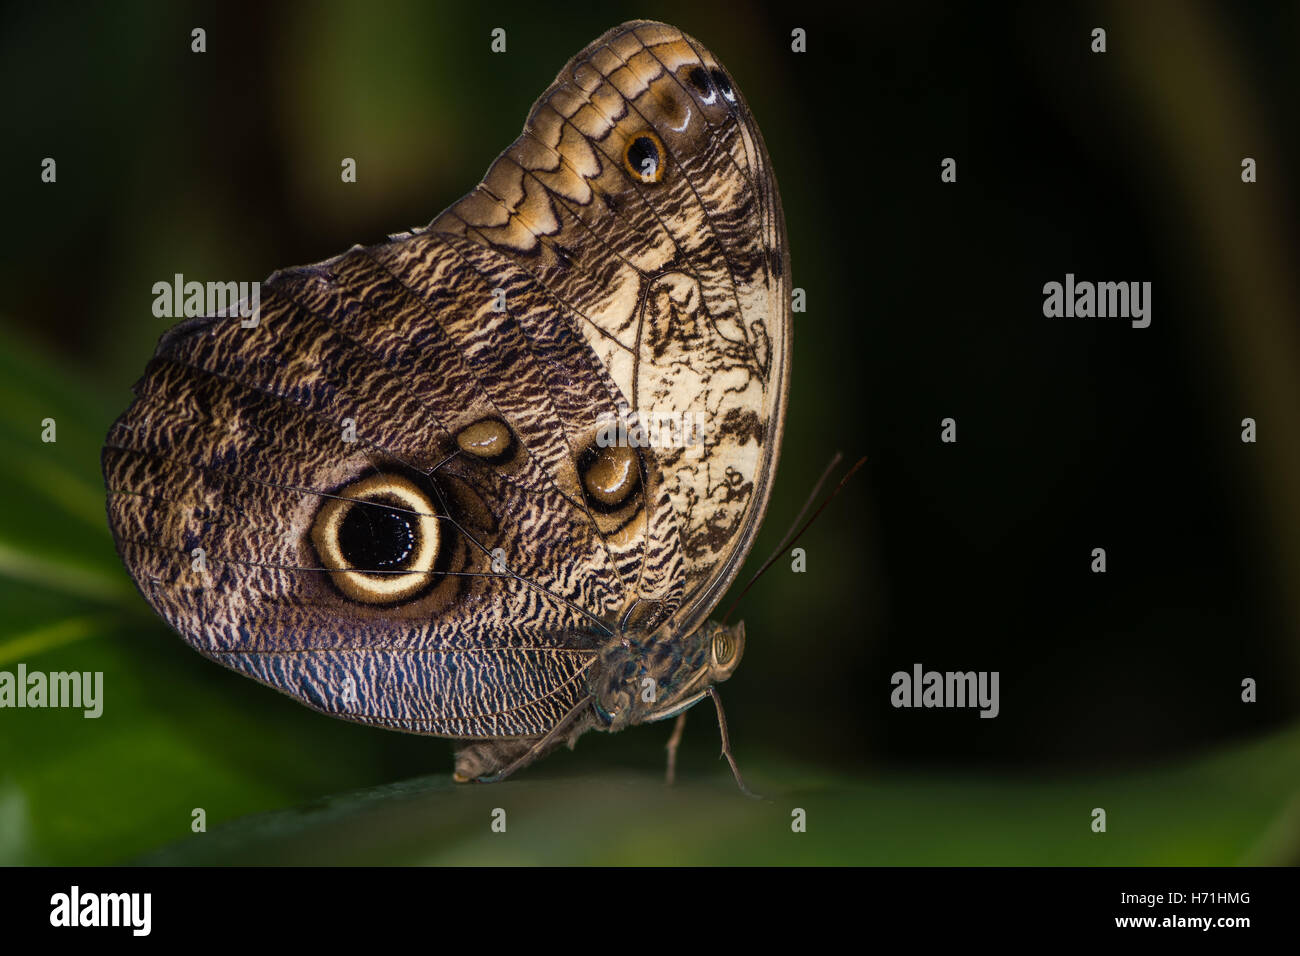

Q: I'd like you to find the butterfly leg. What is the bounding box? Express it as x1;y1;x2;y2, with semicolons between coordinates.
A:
664;712;687;786
453;737;547;783
454;697;596;783
708;687;762;799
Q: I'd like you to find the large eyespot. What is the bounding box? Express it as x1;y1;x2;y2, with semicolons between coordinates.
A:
310;472;441;604
623;130;667;184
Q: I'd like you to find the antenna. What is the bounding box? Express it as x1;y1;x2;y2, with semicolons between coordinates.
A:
720;453;867;625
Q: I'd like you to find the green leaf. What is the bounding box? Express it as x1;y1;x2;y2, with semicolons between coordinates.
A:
137;725;1300;865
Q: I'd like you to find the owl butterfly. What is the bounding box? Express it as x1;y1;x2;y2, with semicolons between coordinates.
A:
103;20;790;789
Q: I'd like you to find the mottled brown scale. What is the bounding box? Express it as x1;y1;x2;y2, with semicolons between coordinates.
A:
102;20;790;784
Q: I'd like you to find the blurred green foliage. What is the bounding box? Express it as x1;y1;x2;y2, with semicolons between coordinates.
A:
139;725;1300;865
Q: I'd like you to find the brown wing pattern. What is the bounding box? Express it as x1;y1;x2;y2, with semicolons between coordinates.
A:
426;20;791;632
104;234;684;737
103;20;788;742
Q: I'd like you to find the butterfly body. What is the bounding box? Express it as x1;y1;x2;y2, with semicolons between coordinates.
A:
449;616;744;781
105;20;790;785
592;618;744;731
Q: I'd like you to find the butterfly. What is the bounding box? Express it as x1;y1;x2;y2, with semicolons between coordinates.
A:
102;20;790;789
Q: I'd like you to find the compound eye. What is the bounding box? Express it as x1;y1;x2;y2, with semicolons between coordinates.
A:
712;628;737;667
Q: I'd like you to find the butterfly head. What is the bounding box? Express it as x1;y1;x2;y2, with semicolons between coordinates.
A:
591;619;744;732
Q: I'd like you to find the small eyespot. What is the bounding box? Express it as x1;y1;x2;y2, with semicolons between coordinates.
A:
455;417;516;466
578;443;641;511
623;130;667;184
310;473;441;605
710;68;736;104
687;65;717;104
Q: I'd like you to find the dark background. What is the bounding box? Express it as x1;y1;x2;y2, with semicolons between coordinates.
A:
1;0;1298;862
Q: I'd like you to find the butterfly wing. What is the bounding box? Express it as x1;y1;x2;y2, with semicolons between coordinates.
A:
103;20;788;744
104;231;684;738
429;20;792;634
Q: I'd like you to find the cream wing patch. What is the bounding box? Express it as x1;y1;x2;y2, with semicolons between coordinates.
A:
424;20;791;629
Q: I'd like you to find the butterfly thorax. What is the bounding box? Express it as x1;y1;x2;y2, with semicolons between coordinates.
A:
590;620;745;733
